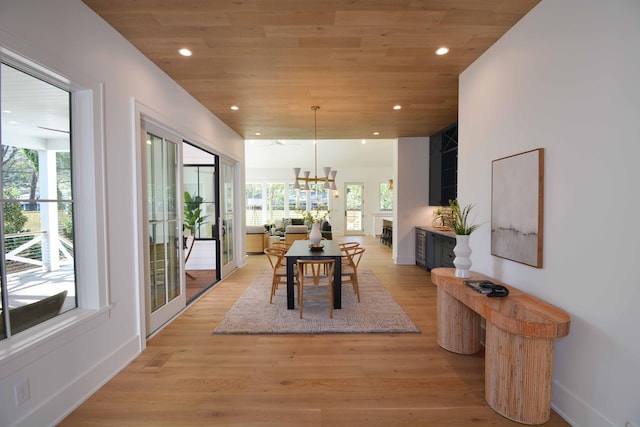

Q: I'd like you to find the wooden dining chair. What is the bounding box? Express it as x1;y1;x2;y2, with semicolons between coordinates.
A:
271;241;291;251
341;246;365;302
339;241;360;268
296;259;335;319
264;247;297;303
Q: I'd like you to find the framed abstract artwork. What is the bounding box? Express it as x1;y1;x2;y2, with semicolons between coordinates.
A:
491;148;544;268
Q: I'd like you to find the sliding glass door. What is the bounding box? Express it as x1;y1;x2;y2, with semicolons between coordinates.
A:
220;158;236;277
144;124;185;334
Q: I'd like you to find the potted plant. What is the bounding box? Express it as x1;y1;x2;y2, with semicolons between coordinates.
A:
432;206;452;229
448;199;480;278
184;191;207;237
448;199;480;235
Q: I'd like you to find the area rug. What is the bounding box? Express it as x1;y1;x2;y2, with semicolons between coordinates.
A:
212;269;420;334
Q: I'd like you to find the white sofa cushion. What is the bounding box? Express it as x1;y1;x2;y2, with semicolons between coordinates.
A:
246;225;266;234
285;225;308;234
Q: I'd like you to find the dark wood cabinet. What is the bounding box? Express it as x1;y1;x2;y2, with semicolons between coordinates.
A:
416;227;455;271
429;121;458;206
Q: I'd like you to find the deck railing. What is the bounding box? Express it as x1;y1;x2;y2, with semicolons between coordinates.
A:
4;231;74;275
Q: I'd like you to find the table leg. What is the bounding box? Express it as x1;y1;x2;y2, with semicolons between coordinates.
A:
286;257;296;309
333;255;341;309
436;287;482;354
484;322;554;424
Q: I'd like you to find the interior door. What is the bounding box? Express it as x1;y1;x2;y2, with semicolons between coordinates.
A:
220;158;236;277
344;182;364;235
144;124;185;335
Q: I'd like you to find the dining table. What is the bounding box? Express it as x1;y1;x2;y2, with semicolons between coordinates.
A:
284;239;343;310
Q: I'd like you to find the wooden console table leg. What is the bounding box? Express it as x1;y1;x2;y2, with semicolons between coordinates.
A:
436;288;482;354
484;322;554;425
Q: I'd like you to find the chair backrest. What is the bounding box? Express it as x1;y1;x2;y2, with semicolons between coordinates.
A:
297;259;335;286
343;246;365;269
339;242;360;250
264;247;285;270
6;290;68;334
271;241;291;251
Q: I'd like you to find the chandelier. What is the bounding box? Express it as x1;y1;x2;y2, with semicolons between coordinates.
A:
293;105;337;191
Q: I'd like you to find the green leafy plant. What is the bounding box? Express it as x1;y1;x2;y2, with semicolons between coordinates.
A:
184;191;207;236
296;208;330;224
432;206;453;228
448;199;481;235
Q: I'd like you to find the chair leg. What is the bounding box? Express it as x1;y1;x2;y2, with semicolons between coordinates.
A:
353;275;360;302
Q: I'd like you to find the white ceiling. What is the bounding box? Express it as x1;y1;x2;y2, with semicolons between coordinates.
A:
1;64;396;170
1;64;70;142
245;138;396;170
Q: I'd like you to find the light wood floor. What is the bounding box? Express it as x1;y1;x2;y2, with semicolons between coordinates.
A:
59;236;570;427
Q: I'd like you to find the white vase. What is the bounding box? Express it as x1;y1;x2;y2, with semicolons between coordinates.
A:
309;222;322;244
453;234;472;278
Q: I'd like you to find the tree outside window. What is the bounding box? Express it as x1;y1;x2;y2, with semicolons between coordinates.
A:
380;182;393;211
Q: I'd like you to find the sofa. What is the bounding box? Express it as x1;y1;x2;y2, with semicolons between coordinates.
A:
272;218;305;237
320;220;332;240
246;225;269;254
284;225;309;244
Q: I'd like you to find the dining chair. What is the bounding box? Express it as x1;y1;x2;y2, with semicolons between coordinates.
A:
338;241;360;250
264;247;297;303
341;246;365;302
296;259;335;319
339;241;360;265
271;241;291;251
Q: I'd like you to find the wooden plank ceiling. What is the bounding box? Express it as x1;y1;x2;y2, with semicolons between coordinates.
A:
82;0;540;140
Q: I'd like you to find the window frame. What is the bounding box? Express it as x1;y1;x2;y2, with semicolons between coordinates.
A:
0;48;109;365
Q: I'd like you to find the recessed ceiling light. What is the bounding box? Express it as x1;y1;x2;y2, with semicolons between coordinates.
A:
255;132;261;136
436;47;449;55
393;105;402;110
178;48;192;57
373;132;380;136
230;105;239;110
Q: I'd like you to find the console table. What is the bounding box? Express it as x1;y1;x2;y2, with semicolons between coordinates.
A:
430;268;570;425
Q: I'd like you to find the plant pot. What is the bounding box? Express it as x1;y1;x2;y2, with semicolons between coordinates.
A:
309;223;322;245
453;234;472;278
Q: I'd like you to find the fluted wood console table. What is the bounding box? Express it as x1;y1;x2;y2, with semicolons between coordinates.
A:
430;268;570;425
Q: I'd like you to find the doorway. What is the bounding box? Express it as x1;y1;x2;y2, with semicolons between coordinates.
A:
183;143;220;302
344;182;364;235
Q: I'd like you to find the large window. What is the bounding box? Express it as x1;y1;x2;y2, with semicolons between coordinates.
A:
380;182;393;211
1;62;76;339
246;182;330;226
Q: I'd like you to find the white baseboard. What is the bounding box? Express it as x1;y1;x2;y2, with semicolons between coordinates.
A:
552;380;615;427
19;336;141;427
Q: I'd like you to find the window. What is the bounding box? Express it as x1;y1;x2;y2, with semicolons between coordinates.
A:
245;183;263;226
184;164;215;239
245;182;331;226
380;182;393;211
265;183;285;220
1;62;76;338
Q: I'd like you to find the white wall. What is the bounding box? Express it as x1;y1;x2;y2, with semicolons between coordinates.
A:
395;137;431;264
459;1;640;426
0;1;244;426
